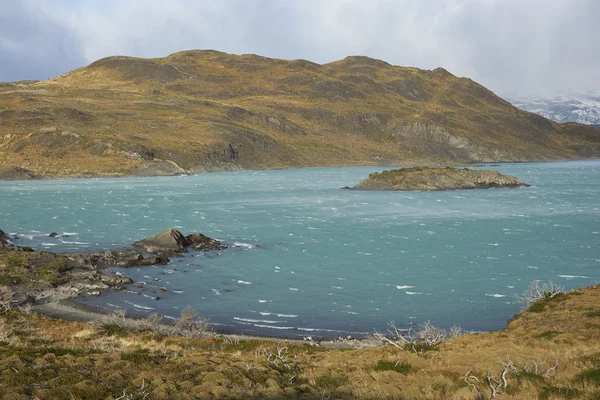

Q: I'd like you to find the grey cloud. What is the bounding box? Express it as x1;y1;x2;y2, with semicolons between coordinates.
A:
1;0;599;97
0;1;87;81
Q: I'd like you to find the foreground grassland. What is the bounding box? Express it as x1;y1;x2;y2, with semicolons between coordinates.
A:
1;50;599;179
1;250;600;399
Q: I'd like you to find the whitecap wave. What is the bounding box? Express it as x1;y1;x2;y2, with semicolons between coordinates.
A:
212;289;222;295
396;285;414;289
233;317;282;324
558;275;589;279
485;294;506;298
252;324;294;330
405;291;423;295
123;300;155;310
233;242;255;249
237;280;252;285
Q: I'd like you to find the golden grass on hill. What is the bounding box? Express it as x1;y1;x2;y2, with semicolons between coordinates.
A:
1;281;600;399
1;50;599;179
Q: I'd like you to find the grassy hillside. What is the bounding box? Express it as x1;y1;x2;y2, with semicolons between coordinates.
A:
1;50;599;178
1;247;600;398
2;289;600;398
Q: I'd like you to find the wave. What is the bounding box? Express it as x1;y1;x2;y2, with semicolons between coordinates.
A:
123;300;155;310
485;294;507;298
558;275;589;279
233;242;255;249
233;317;283;324
237;280;252;285
396;285;414;289
252;324;294;330
405;291;423;295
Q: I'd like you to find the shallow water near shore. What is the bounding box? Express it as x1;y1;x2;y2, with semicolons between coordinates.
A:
2;161;599;338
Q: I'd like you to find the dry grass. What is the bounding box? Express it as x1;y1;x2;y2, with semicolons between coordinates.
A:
1;50;599;179
1;284;599;399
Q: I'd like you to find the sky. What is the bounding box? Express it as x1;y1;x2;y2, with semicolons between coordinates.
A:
1;0;599;98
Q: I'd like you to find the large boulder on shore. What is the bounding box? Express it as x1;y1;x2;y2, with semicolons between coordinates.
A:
0;229;12;247
133;228;226;253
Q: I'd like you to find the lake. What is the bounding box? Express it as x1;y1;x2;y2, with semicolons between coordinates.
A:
1;161;599;338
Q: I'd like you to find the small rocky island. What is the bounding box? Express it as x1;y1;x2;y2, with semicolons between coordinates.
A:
350;167;530;191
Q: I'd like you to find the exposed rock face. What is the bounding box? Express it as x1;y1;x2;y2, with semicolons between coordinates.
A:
186;233;227;251
133;228;191;253
61;250;170;268
0;229;12;247
0;167;36;181
133;228;226;253
352;167;530;191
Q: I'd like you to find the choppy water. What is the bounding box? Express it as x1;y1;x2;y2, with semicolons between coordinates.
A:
1;161;599;338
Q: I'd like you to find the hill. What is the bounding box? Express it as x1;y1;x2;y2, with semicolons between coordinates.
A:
1;50;599;178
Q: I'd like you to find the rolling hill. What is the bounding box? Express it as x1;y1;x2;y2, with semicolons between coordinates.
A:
1;50;599;179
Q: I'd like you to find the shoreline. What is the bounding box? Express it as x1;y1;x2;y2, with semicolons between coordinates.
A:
1;157;597;182
31;298;361;349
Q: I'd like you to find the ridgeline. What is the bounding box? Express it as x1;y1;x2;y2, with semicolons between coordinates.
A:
1;50;599;179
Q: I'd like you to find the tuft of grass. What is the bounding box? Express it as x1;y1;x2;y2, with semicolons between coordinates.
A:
574;367;600;387
539;386;582;400
536;330;560;340
315;375;347;389
97;323;127;336
527;292;568;313
120;349;163;365
404;342;439;353
585;310;600;318
374;360;413;374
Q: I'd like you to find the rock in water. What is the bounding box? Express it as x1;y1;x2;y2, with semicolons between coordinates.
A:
352;167;530;191
0;229;12;247
186;233;228;251
133;228;192;253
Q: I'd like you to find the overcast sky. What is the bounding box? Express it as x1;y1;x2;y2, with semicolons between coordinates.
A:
1;0;598;98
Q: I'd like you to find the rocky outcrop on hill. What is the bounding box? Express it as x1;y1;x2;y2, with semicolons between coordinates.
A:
0;167;37;181
133;228;226;253
352;167;530;191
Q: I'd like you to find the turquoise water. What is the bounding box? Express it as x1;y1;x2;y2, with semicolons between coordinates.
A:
1;161;599;338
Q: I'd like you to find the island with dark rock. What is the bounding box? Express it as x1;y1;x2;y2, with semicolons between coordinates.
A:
350;167;530;191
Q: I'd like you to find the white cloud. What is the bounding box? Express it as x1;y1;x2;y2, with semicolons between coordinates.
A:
1;0;598;97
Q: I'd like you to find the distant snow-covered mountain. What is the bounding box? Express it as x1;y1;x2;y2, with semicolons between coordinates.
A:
510;94;600;126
